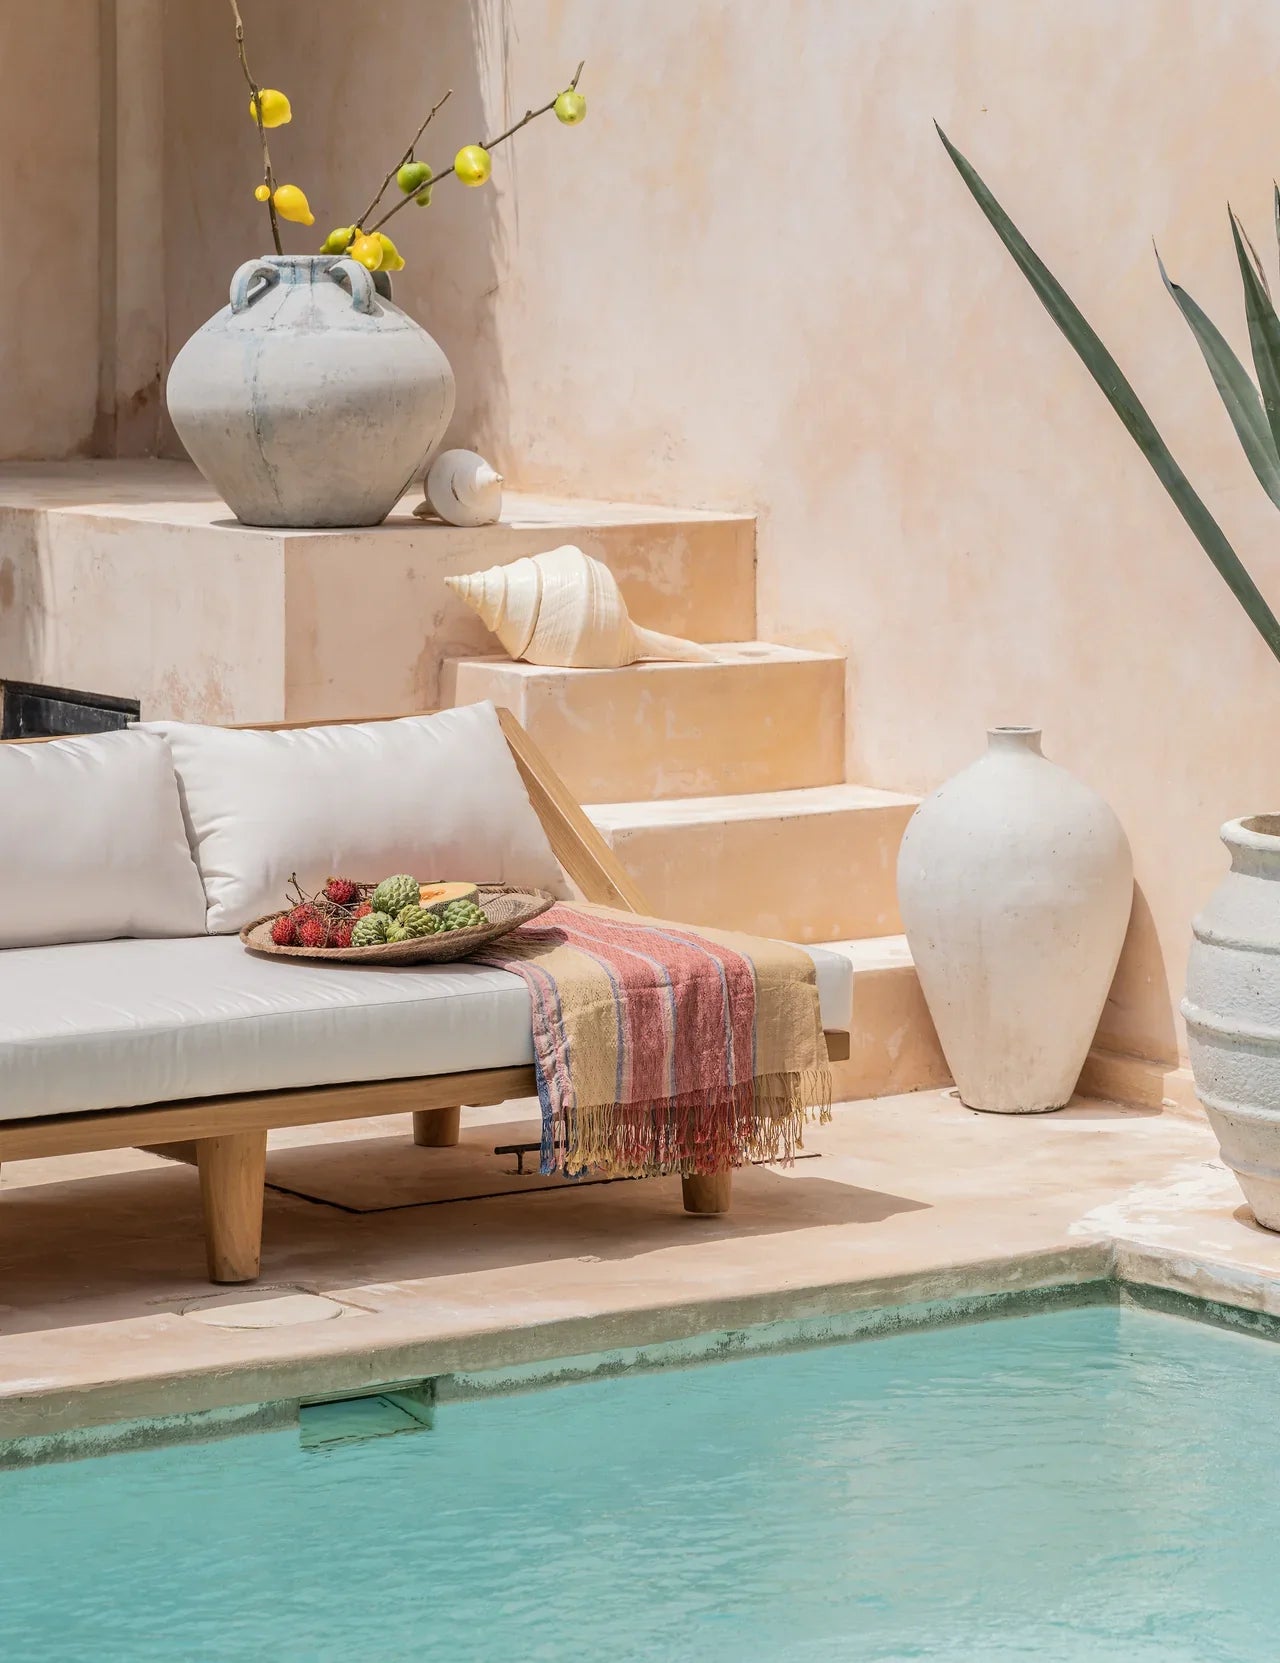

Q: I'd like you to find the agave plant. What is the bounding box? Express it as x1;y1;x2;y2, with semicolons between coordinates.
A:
936;124;1280;664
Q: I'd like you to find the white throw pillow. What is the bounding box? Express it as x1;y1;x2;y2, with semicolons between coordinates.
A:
149;702;567;933
0;728;209;948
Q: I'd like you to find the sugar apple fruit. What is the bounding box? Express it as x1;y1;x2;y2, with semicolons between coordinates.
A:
396;905;442;938
351;912;390;947
441;899;489;932
372;873;420;916
385;921;410;943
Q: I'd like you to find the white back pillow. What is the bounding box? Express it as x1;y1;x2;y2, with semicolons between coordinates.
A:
150;702;567;933
0;728;209;948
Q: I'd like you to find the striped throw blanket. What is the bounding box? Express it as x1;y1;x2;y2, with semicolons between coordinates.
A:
476;903;831;1179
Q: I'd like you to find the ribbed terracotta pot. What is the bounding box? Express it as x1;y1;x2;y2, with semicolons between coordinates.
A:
897;727;1133;1113
1183;815;1280;1229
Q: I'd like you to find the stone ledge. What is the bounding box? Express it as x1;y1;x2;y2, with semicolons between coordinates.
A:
450;644;846;802
0;461;756;722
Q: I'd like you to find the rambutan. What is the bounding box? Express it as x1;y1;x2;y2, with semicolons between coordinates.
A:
324;876;360;906
297;916;329;949
353;902;373;919
289;902;322;926
270;915;296;946
329;921;354;949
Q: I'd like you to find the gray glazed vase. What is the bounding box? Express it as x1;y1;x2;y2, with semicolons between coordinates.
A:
166;255;455;529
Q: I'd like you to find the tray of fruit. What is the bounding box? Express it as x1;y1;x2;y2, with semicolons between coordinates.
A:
240;875;556;965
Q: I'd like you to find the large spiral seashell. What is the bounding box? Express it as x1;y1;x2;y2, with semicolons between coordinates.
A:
415;448;504;527
445;544;716;668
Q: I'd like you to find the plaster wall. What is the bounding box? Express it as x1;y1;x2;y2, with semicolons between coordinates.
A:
0;3;102;457
160;0;1280;1065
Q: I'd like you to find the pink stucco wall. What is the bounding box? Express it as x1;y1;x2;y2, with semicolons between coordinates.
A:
1;3;101;457
117;3;1280;1062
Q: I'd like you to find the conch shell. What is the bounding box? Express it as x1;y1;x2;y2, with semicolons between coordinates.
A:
415;448;503;527
445;544;716;668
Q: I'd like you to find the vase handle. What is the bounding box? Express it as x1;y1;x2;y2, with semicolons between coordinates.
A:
327;258;379;315
229;259;280;314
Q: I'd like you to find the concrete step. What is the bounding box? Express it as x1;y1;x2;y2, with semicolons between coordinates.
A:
449;643;846;803
819;936;951;1102
0;461;756;723
588;784;916;943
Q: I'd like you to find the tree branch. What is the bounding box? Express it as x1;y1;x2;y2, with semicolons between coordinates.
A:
356;88;454;232
229;0;282;255
368;61;584;235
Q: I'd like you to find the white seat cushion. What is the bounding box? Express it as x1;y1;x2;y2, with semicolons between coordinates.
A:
146;702;567;934
0;937;853;1121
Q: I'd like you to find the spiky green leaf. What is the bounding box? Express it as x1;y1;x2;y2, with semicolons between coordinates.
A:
1156;246;1280;508
936;123;1280;665
1232;210;1280;464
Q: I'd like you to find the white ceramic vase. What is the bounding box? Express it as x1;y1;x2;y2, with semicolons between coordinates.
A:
897;727;1133;1113
166;255;455;529
1183;816;1280;1229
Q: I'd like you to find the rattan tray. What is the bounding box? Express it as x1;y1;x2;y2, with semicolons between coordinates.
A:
240;884;556;965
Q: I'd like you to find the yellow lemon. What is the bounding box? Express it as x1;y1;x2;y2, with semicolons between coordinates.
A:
249;89;292;128
454;144;492;186
554;89;586;125
253;183;271;202
272;184;314;226
319;224;357;255
374;232;405;272
349;232;384;272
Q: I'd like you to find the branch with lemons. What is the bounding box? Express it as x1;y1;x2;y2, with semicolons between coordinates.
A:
230;1;586;275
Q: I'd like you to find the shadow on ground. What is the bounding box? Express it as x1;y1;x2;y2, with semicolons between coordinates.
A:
0;1116;929;1337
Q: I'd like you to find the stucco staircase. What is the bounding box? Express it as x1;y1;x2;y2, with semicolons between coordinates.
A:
445;514;950;1104
0;462;946;1103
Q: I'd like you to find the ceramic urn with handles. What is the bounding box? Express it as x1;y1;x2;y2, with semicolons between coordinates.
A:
166;255;455;529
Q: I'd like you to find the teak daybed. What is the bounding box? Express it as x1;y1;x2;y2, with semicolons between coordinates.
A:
0;704;852;1284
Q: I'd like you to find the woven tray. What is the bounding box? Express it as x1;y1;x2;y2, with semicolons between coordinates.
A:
240;884;556;966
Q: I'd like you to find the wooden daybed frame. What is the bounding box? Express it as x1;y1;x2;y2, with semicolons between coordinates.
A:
0;709;850;1283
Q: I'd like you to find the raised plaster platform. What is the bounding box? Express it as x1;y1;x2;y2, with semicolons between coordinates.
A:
588;784;916;942
450;645;846;802
1;1090;1275;1447
0;461;755;722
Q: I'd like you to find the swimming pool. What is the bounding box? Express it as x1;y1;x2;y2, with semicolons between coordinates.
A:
2;1303;1276;1661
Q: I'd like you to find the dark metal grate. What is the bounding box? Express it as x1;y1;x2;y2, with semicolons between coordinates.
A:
0;680;140;740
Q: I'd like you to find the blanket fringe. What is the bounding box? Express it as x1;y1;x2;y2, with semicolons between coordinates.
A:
549;1067;833;1179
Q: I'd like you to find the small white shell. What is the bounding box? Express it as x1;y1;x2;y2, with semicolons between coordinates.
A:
418;448;503;527
445;544;715;668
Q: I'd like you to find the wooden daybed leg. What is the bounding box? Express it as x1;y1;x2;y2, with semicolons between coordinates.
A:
412;1106;461;1147
682;1169;733;1215
197;1130;268;1283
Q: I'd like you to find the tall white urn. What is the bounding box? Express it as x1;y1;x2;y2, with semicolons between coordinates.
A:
166;255;455;529
897;728;1133;1113
1183;816;1280;1229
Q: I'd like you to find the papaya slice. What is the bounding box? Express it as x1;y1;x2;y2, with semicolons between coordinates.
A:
418;880;480;916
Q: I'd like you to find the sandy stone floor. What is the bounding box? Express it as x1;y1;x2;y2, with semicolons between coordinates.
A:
2;1090;1278;1443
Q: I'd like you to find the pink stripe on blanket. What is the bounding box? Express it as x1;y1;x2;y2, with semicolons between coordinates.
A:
543;909;757;1101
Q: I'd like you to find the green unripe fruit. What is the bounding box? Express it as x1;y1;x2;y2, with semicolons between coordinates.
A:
396;160;433;201
385;922;410;943
372;874;420;916
352;913;390;947
441;900;489;931
554;89;586;126
396;905;442;938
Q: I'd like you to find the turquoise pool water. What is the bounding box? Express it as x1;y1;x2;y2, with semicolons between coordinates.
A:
2;1304;1277;1661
